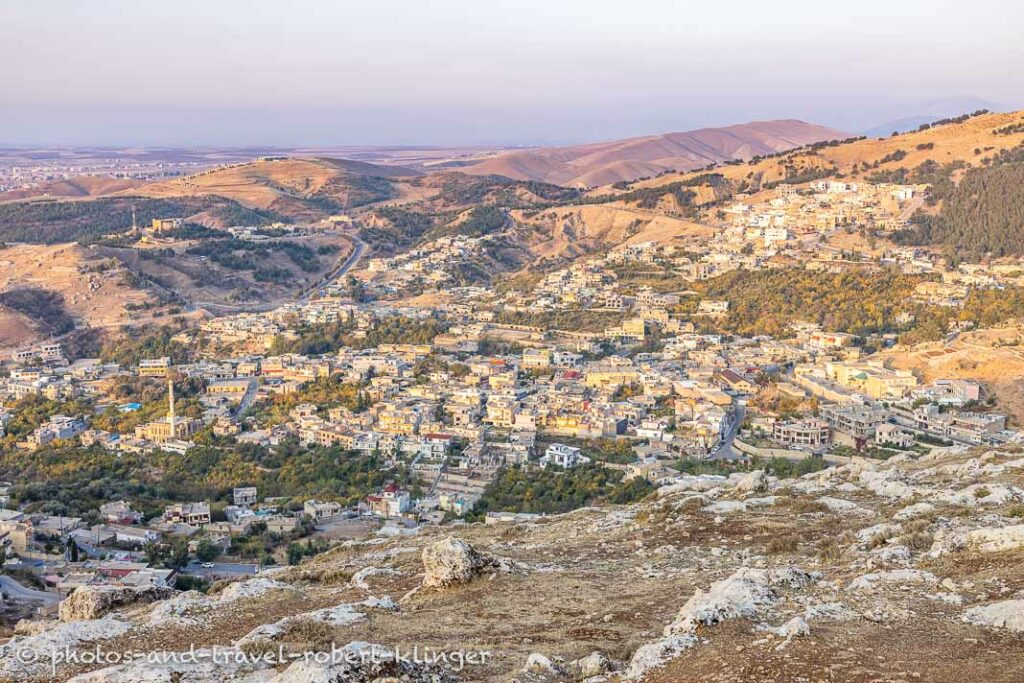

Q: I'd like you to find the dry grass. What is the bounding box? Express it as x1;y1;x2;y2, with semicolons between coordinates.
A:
816;537;843;563
279;618;337;651
784;498;830;514
0;243;154;351
288;567;353;585
673;496;707;515
766;534;801;555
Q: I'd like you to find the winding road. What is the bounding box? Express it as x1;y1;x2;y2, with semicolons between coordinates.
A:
0;575;59;605
298;236;366;304
189;234;366;313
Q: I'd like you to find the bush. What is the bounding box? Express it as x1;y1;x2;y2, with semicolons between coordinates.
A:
766;534;800;554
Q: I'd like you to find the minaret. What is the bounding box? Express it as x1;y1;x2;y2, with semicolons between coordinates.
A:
168;379;176;435
131;206;137;235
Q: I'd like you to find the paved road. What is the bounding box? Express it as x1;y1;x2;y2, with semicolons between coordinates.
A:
709;404;746;461
0;575;60;605
181;561;260;578
192;233;366;313
233;381;259;418
299;236;366;304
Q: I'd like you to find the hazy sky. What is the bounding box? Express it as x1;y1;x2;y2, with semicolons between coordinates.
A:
1;0;1022;146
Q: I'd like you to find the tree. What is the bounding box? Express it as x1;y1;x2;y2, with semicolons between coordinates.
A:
195;538;221;563
144;541;167;566
286;542;304;566
167;538;190;569
67;537;80;563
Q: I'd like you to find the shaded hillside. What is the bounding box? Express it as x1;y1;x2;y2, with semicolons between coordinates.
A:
892;145;1024;258
0;288;75;335
357;174;582;256
0;195;276;244
100;232;353;308
461;120;846;186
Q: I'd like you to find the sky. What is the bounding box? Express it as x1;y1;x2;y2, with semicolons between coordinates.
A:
1;0;1022;147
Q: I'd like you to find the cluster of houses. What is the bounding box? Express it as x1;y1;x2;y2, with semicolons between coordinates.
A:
362;234;500;296
4;175;1024;597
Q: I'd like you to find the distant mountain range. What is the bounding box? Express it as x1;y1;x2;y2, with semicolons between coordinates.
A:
861;96;1005;138
460;120;847;187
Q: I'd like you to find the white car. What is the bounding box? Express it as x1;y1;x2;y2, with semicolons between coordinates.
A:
201;562;215;569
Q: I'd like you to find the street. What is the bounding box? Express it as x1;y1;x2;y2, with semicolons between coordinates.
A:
709;404;746;460
298;236;366;304
180;560;261;578
0;575;60;605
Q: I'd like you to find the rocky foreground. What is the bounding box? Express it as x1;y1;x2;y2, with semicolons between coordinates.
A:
4;446;1024;682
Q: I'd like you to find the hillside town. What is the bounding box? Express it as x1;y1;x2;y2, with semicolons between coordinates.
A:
5;0;1024;678
2;174;1023;611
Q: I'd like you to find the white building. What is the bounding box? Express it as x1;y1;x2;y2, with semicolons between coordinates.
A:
540;443;590;468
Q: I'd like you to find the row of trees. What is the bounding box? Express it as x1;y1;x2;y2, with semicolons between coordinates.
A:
0;437;392;519
466;463;654;519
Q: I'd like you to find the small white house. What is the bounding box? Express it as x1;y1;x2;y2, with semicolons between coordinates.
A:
540;443;590;469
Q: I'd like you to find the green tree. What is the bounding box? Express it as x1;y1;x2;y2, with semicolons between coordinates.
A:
286;543;304;566
195;538;221;563
167;538;190;569
67;537;80;563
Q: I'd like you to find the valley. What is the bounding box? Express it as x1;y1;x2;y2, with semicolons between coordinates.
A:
2;108;1024;683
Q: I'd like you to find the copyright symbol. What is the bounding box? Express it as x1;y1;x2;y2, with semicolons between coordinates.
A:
16;648;38;664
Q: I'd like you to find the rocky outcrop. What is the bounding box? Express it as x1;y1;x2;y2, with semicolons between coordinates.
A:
0;617;129;679
236;597;398;646
67;641;458;683
928;522;1024;557
147;577;290;627
847;569;939;591
421;538;512;589
733;469;769;494
59;585;174;622
15;446;1024;683
523;652;564;675
666;567;817;635
571;651;614;678
962;600;1024;632
626;567;816;679
965;524;1024;553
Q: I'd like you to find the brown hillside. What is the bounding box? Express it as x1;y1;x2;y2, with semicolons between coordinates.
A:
462;120;846;187
0;243;157;352
97;233;354;310
516;204;715;266
881;323;1024;425
119;157;421;216
0;176;146;202
637;110;1024;193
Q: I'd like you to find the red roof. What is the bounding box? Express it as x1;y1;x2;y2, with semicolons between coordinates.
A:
424;433;453;441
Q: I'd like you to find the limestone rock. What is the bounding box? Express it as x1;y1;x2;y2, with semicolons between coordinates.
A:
770;616;811;638
847;569;938;591
59;585;175;622
524;652;563;675
734;469;769;494
421;538;506;589
571;651;612;678
962;600;1024;632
